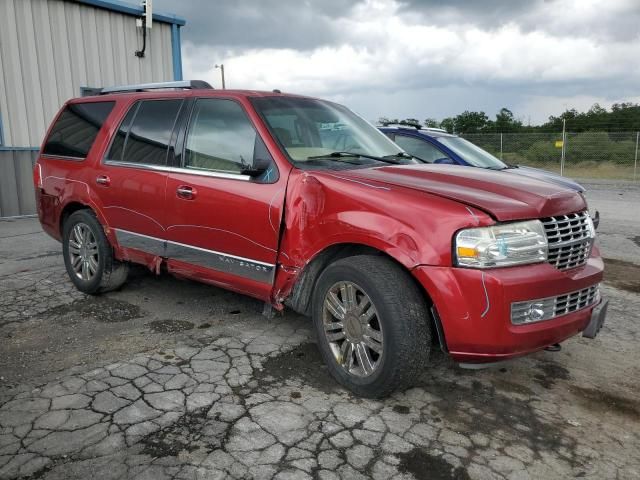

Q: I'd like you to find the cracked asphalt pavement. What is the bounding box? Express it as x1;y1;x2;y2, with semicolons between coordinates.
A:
1;181;639;479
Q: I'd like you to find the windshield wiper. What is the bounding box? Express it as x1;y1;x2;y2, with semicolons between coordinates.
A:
307;151;404;165
305;152;363;165
307;151;359;160
386;152;413;159
381;152;413;164
386;152;427;163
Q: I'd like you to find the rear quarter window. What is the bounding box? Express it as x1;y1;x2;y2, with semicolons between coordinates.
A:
105;99;183;166
43;102;115;159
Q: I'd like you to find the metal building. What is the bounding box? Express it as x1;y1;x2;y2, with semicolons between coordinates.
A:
0;0;186;217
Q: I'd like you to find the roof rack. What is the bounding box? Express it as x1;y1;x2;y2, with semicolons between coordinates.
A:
380;122;423;130
379;123;449;134
97;80;213;95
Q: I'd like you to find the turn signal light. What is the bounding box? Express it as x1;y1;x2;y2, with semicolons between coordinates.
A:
456;246;478;258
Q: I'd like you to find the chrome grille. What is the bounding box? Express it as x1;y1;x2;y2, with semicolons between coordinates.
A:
541;211;594;270
511;285;600;324
554;285;600;317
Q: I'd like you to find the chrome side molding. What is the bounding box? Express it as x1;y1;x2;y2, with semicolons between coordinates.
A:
115;229;165;256
166;240;274;284
114;228;274;284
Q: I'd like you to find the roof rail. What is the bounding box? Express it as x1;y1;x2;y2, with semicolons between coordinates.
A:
98;80;213;95
380;122;423;130
379;123;449;133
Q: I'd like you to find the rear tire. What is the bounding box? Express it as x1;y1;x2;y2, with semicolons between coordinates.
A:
312;255;432;398
62;209;128;294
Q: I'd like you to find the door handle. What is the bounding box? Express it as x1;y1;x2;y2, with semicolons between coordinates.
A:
176;185;196;200
96;175;110;186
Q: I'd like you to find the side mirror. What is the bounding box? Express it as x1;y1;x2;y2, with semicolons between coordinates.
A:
240;157;271;177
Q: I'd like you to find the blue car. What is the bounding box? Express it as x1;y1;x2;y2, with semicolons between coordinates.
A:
378;125;585;193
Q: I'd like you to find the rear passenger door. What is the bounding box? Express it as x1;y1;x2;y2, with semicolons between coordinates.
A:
96;98;185;256
164;98;287;300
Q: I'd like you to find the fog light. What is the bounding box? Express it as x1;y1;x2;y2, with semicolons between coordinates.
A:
511;298;555;324
528;304;546;321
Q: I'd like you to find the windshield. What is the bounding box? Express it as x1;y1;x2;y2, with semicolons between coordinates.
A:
251;96;415;169
436;136;507;169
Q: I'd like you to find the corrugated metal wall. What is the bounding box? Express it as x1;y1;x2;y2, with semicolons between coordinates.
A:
0;150;38;218
0;0;175;148
0;0;179;217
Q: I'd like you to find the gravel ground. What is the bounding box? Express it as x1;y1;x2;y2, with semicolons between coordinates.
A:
0;181;639;480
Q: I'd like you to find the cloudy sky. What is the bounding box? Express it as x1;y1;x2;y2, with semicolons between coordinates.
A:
154;0;639;125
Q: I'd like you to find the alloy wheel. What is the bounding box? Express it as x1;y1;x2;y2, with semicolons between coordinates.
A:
67;222;99;281
322;281;384;377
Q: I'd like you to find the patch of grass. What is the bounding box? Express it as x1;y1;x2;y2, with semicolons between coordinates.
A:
516;161;637;180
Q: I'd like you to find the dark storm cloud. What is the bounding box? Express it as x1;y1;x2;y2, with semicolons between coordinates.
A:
397;0;640;42
158;0;640;51
155;0;639;124
154;0;361;49
396;0;536;26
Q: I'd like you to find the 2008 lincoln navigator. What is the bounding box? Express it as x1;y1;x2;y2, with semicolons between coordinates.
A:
34;80;607;397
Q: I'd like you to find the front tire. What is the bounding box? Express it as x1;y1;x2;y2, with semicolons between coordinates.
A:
62;209;128;294
312;255;432;398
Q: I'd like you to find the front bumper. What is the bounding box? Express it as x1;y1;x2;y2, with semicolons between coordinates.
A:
412;250;605;363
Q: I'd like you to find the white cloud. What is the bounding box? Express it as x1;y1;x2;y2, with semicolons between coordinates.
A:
180;0;639;123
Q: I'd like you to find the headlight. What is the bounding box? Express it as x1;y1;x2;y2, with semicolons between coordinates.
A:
455;220;548;268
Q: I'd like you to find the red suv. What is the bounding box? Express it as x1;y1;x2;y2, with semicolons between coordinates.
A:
34;80;607;397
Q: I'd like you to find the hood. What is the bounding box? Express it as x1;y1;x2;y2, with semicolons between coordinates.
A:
507;165;585;192
330;164;586;221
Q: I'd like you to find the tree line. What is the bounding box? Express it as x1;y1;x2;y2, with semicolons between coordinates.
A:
378;102;640;134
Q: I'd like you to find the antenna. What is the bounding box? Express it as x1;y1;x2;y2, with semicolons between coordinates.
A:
143;0;152;29
135;0;152;57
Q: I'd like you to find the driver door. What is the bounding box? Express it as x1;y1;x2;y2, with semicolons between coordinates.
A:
164;98;287;300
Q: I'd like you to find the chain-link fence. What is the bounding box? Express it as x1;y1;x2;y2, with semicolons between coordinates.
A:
461;131;640;181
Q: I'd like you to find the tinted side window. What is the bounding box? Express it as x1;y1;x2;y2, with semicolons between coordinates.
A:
123;100;183;166
185;99;262;174
43;102;114;158
394;135;450;163
106;104;138;162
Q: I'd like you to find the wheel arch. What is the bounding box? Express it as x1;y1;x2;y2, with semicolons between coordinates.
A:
284;241;447;351
59;203;129;294
59;201;93;234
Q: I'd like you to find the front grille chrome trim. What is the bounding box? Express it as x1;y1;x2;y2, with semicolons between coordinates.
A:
511;284;600;325
541;211;594;271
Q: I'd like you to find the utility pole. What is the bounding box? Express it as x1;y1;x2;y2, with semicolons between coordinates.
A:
215;64;226;89
560;118;566;176
634;131;639;182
